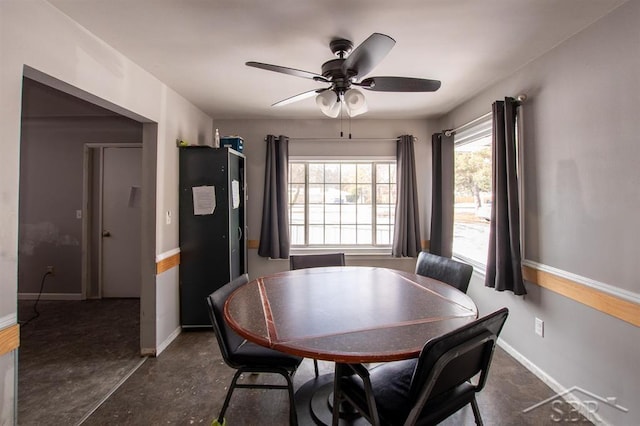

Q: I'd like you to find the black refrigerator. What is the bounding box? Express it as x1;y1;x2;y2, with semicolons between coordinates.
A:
179;146;247;327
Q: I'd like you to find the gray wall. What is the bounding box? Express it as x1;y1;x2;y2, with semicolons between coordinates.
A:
212;118;438;276
2;2;214;419
441;2;639;425
19;115;142;296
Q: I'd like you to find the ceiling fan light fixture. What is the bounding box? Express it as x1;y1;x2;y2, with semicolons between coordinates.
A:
316;90;341;117
344;88;368;117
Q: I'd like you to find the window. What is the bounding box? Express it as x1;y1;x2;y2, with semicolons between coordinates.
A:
453;117;492;267
288;160;396;250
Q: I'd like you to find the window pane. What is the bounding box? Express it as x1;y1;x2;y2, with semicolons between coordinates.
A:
324;184;341;204
289;183;305;204
389;164;396;183
290;225;305;245
376;205;393;225
309;184;324;204
325;225;340;244
357;164;372;183
357;184;372;204
341;204;356;224
376;225;391;245
376;164;389;183
325;164;340;183
357;225;372;244
290;205;305;225
309;163;324;183
309;205;324;224
290;163;305;183
341;225;357;244
453;133;492;265
341;163;356;183
309;225;324;244
357;204;372;224
376;184;390;204
325;205;340;224
341;183;356;203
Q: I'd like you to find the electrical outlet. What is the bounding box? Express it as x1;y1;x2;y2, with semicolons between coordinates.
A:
535;317;544;337
46;265;55;276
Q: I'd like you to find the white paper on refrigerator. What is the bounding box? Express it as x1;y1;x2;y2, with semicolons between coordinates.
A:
232;180;240;209
192;185;216;215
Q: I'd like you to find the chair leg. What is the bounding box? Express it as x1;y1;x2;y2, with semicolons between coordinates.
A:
282;371;298;426
216;369;244;424
331;364;344;426
313;359;319;378
470;396;483;426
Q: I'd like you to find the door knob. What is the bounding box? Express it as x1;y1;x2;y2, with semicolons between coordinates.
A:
102;230;111;237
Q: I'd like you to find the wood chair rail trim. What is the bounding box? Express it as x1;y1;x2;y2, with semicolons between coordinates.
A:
0;324;20;356
522;265;639;327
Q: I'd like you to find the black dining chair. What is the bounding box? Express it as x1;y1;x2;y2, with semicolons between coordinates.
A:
206;274;303;426
415;251;474;294
289;252;346;270
335;307;509;426
289;252;345;378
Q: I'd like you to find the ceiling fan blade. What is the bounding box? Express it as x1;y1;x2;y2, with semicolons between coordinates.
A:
272;88;330;107
246;61;329;82
342;33;395;79
358;76;441;92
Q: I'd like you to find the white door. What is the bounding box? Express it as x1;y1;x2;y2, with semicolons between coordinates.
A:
102;147;142;298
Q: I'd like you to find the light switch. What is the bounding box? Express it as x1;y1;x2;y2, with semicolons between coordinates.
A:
166;210;172;225
76;210;82;219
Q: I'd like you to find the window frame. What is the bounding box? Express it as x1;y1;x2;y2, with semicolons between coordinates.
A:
288;156;397;256
451;110;525;273
452;116;493;271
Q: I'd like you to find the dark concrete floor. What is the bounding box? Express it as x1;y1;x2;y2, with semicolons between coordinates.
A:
18;300;592;425
18;299;141;425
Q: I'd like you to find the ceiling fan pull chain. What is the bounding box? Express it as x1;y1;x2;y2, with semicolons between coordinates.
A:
340;99;344;138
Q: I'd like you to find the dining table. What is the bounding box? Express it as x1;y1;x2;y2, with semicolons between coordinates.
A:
223;266;478;425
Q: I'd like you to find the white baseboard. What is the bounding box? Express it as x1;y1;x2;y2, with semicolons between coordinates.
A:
157;326;181;355
147;326;182;357
497;338;608;425
18;293;83;301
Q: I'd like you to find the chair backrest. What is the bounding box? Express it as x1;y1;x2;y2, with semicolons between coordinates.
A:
206;274;250;367
408;308;509;408
415;251;473;293
289;253;346;270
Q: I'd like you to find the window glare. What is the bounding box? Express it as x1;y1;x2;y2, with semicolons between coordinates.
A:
453;130;492;266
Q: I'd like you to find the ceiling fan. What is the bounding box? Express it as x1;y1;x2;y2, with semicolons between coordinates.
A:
246;33;441;117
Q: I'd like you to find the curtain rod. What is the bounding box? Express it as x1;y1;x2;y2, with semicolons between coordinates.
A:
444;94;527;137
264;136;416;142
444;112;491;137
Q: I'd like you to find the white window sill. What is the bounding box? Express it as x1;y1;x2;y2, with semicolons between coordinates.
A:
289;246;394;258
453;253;487;278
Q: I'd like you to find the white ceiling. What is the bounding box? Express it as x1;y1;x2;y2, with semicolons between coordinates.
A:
47;0;626;120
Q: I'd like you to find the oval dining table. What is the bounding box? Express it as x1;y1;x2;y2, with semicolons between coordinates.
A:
224;266;478;425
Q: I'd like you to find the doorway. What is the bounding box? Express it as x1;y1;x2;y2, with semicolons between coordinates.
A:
17;74;156;423
83;145;142;299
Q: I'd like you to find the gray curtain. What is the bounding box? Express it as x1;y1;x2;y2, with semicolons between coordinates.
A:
485;99;526;295
429;132;455;257
392;135;422;257
258;135;290;259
